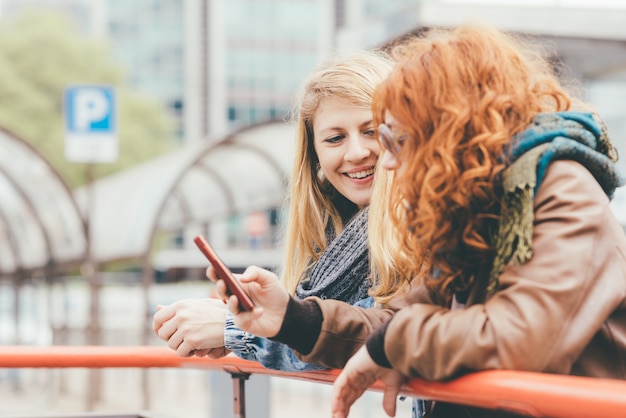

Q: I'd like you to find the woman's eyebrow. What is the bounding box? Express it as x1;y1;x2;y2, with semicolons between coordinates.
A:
359;119;374;129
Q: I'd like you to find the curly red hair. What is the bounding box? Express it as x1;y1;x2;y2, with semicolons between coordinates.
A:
372;23;574;299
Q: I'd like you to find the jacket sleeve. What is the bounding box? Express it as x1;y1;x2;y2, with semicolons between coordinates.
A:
378;160;626;380
224;312;326;371
296;283;437;369
225;297;376;371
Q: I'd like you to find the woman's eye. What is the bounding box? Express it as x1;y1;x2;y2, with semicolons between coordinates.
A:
325;135;344;144
363;129;376;137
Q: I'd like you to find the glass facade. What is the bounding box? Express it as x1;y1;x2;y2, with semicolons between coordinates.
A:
223;0;321;128
106;0;185;138
1;0;92;33
363;0;419;17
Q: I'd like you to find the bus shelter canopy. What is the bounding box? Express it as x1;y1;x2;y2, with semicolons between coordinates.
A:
0;127;86;277
74;120;296;264
0;121;295;278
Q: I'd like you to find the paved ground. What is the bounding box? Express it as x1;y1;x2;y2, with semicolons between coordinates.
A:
0;280;413;418
0;368;414;417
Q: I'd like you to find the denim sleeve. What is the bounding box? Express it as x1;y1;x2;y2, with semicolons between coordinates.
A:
224;296;375;372
224;312;326;371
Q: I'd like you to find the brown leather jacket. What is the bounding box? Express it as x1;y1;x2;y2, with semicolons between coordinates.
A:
299;161;626;385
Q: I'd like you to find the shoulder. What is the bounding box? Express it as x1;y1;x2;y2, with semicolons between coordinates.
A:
531;160;626;267
535;160;610;214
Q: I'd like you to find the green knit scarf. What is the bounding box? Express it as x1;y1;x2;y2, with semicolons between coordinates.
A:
488;112;625;292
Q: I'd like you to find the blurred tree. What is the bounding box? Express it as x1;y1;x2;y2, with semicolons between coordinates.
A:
0;10;178;187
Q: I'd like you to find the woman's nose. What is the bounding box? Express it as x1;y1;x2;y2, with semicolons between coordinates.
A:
344;135;372;161
380;150;400;171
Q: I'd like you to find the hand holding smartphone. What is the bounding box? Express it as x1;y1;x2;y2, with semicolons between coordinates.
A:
193;235;255;311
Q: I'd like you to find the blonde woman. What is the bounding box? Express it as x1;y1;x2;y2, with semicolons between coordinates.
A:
154;50;397;371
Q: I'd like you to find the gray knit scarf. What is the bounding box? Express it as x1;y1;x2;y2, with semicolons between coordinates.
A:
295;207;371;305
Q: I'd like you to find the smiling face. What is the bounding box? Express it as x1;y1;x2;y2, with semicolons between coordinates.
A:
312;96;380;208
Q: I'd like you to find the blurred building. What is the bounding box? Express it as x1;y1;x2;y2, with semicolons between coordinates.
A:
184;0;334;141
1;0;624;147
104;0;186;138
0;0;427;144
1;0;625;266
0;0;96;32
336;0;626;173
0;0;186;139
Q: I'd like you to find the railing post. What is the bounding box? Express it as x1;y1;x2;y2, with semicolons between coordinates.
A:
230;372;250;418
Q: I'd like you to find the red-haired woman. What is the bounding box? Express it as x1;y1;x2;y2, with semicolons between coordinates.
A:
211;23;626;418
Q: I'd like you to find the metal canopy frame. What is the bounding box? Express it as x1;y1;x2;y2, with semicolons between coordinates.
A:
74;119;295;266
0;127;86;278
0;120;295;280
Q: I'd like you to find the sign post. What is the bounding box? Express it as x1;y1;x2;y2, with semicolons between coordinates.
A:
63;84;117;410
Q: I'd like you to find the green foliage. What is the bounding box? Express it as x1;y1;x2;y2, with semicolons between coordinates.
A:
0;10;178;188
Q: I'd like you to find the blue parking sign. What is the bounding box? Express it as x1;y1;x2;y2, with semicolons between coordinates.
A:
64;85;118;163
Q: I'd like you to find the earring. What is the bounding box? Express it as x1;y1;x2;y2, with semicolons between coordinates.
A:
317;163;325;182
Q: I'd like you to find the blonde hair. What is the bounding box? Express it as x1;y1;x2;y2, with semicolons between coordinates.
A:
281;50;394;294
367;165;414;305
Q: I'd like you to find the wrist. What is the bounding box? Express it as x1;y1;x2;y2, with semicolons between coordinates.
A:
365;318;392;368
270;297;323;355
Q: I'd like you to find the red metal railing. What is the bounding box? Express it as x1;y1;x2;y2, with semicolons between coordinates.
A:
1;345;625;417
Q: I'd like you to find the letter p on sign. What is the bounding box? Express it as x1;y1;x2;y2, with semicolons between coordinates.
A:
64;85;118;163
74;88;110;131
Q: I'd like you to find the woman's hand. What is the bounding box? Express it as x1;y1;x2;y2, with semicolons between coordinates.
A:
152;297;230;358
208;265;290;338
331;346;405;418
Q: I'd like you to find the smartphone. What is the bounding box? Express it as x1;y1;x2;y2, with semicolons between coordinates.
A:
192;235;255;311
